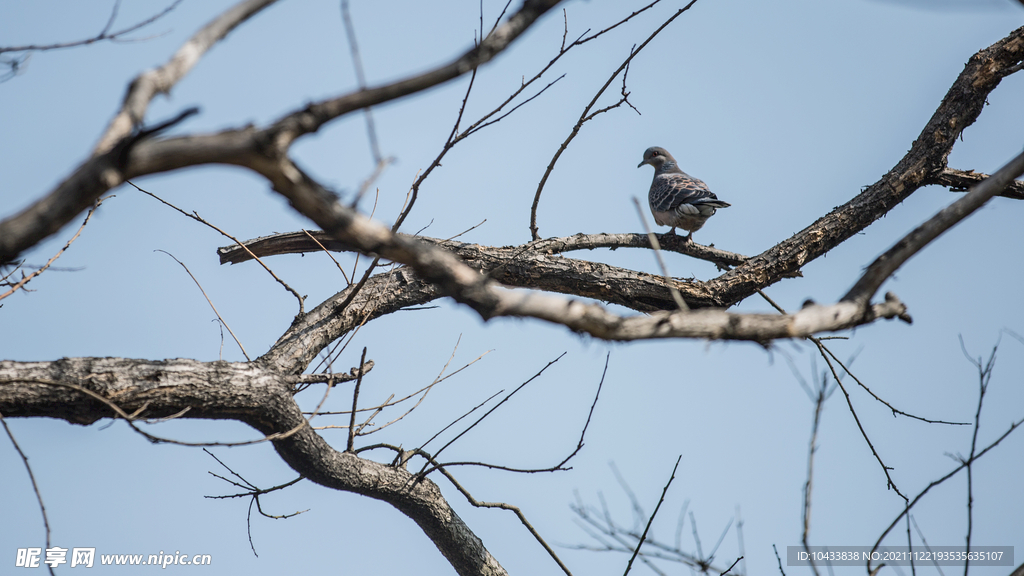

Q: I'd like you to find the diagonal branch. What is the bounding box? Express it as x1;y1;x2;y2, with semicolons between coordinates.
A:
0;0;563;265
843;148;1024;306
95;0;279;154
703;25;1024;306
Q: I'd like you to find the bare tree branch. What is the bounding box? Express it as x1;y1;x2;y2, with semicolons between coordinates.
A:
0;0;184;55
0;197;104;302
704;25;1024;305
0;0;563;265
843;148;1024;306
0;358;510;576
216;230;749;269
95;0;279;154
869;411;1024;574
624;455;682;576
928;167;1024;200
1;411;53;575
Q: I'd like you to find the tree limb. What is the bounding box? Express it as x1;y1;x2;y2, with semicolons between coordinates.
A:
0;358;509;576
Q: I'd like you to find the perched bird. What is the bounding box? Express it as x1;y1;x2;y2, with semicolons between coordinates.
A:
638;146;730;242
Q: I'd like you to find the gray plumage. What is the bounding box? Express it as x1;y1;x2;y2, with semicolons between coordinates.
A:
637;146;730;241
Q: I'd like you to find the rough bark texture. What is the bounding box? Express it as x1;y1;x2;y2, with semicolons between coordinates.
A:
0;358;507;576
0;3;1021;574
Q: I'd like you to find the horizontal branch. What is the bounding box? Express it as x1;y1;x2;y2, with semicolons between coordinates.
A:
217;230;749;269
0;357;507;576
256;159;911;343
927;167;1024;200
0;0;184;56
290;360;374;384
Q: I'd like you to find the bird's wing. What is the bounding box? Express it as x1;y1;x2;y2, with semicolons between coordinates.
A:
649;173;726;212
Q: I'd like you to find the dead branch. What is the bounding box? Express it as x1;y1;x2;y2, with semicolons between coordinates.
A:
0;197;104;302
0;0;563;265
843;148;1024;306
0;0;184;56
0;411;52;562
624;456;682;576
132;181;306;314
927;167;1024;200
157;250;251;361
0;357;511;576
216;230;748;270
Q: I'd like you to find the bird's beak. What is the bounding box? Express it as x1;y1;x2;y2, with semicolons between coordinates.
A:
637;160;647;168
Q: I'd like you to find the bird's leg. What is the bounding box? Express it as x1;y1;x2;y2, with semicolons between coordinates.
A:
684;231;694;243
667;227;677;236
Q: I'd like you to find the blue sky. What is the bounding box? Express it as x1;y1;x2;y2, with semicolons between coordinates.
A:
1;1;1023;575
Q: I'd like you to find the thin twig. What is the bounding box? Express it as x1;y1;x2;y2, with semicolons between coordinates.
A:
434;464;575;576
760;289;966;424
134;182;305;313
202;449;306;557
869;415;1024;573
814;339;906;501
721;557;744;576
430;351;609;474
302;228;351;284
0;0;183;55
340;0;382;164
958;337;996;576
910;515;946;576
801;365;829;576
1;411;53;572
530;1;699;240
445;219;487;241
624;455;683;576
0;197;105;301
356;345;491;436
773;544;788;576
416;352;566;477
157;250;250;361
416;390;504;454
346;347;368;452
819;344;968;425
633;197;687;311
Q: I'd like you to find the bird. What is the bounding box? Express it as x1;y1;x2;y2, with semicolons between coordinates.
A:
637;146;730;242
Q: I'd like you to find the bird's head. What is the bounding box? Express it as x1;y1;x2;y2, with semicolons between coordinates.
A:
637;146;676;170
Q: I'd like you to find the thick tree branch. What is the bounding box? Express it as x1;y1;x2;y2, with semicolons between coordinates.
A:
844;149;1024;305
0;358;508;576
260;0;563;151
217;230;748;269
0;0;563;265
95;0;279;154
702;25;1024;305
239;226;897;374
